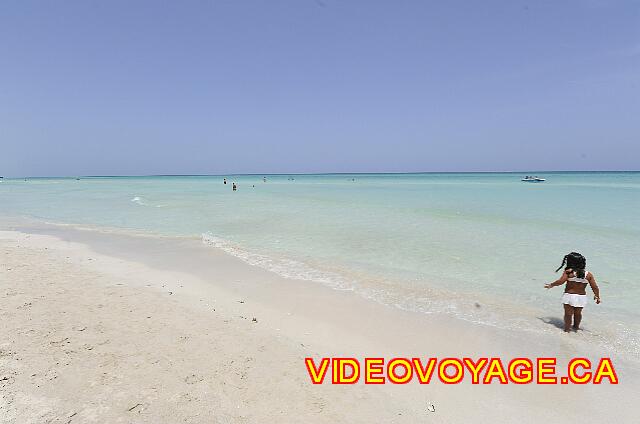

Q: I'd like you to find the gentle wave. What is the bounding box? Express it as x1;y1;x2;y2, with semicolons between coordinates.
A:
131;196;146;206
131;196;165;208
201;232;354;290
202;233;538;324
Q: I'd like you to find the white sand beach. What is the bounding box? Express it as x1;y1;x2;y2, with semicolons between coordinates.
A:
0;225;637;423
2;0;638;421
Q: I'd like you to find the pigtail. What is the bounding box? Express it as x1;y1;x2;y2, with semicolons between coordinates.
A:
555;255;568;272
556;252;587;277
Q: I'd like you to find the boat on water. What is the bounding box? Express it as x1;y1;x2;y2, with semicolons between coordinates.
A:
521;176;546;182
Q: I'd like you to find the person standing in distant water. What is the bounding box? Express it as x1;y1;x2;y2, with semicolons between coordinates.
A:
232;182;237;191
263;176;266;182
545;252;601;332
223;178;227;185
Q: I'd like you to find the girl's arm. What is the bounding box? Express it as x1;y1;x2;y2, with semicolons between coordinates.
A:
588;273;601;304
545;270;568;289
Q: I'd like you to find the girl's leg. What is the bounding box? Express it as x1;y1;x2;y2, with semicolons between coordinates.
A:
563;304;574;332
573;307;583;330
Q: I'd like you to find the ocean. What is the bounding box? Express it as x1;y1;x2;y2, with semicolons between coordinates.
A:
2;172;639;358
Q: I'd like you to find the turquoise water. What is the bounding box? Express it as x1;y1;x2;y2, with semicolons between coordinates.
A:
2;173;639;356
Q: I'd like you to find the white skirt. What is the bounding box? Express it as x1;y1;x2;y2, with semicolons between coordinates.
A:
562;293;587;308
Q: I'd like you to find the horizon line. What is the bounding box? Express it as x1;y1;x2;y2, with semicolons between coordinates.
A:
2;170;639;179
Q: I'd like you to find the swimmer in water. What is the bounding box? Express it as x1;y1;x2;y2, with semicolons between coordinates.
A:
545;252;601;332
223;178;227;185
232;182;237;191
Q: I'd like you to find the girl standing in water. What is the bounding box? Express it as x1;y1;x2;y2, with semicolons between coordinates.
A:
545;252;601;332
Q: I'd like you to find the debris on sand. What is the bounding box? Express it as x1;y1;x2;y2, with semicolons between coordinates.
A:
127;403;143;413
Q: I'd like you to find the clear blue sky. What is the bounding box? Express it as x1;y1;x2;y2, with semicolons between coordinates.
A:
1;0;638;176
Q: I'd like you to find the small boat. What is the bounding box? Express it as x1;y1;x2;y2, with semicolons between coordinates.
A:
521;176;546;182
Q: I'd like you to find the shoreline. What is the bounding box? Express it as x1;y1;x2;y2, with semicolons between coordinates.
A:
1;224;637;422
7;215;640;363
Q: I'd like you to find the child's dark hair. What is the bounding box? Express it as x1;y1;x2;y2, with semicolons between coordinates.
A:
555;252;586;278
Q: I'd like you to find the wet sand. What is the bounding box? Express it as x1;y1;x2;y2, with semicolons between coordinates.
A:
0;226;636;423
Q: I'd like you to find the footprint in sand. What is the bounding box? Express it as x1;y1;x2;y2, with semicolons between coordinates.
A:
184;374;203;384
44;369;58;380
0;375;16;387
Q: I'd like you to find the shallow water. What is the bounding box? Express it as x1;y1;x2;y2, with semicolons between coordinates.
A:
2;172;639;358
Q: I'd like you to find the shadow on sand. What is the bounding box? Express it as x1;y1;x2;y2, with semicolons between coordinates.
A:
538;316;565;330
538;317;590;333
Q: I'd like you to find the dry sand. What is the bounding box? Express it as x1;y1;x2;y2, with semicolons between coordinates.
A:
1;227;637;423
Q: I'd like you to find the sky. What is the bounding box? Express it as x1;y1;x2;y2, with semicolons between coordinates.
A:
0;0;639;176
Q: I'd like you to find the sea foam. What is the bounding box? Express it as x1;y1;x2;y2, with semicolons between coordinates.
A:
201;232;353;290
